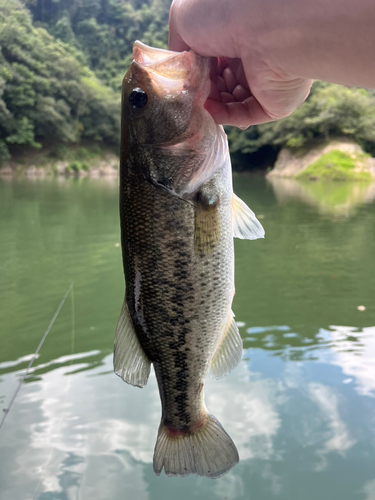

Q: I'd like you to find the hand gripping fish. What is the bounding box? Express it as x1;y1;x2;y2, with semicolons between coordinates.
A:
114;41;264;479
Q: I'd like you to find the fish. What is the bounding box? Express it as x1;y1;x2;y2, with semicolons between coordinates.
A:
114;41;264;479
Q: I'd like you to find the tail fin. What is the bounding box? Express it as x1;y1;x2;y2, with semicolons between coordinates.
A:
153;414;239;479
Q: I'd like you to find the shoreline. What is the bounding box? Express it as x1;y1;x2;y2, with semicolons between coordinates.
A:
0;148;120;178
0;163;119;178
268;140;375;181
0;142;120;178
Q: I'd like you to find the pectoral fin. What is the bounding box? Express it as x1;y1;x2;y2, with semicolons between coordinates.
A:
114;301;151;388
232;193;265;240
210;312;243;379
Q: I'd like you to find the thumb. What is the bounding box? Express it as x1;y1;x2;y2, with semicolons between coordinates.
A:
169;0;190;52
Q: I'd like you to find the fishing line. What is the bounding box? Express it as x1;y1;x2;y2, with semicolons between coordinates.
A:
31;282;77;500
0;282;74;430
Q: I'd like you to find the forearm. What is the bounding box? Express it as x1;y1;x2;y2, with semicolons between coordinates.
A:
242;0;375;88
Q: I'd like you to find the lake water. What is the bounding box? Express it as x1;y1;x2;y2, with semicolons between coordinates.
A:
0;175;375;500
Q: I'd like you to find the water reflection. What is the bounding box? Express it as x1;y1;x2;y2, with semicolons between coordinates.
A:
2;355;283;498
1;322;375;500
206;364;283;462
1;177;375;499
268;177;375;217
309;382;355;471
242;323;375;397
320;325;375;396
363;479;375;500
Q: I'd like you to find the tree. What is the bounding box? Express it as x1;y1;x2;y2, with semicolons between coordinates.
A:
227;81;375;162
0;0;120;160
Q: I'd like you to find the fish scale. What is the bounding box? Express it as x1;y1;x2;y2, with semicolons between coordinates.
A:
121;165;234;432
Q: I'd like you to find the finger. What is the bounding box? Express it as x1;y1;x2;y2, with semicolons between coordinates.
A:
169;1;190;52
216;57;229;75
220;92;236;103
222;67;237;93
232;84;251;102
227;59;249;90
168;25;190;52
216;75;226;93
205;96;276;127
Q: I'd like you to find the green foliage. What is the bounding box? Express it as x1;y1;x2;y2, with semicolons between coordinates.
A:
228;81;375;162
0;139;10;160
47;143;106;165
75;147;91;160
26;0;171;90
49;143;69;160
0;0;120;161
296;150;372;181
5;117;41;147
66;160;90;172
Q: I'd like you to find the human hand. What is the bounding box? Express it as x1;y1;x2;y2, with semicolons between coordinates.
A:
169;0;313;128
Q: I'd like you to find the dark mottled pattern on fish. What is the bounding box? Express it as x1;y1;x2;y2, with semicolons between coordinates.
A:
120;144;234;432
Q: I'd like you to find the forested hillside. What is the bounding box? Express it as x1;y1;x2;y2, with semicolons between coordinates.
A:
1;0;375;167
25;0;170;90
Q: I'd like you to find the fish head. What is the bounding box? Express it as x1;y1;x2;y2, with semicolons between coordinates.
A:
122;41;212;147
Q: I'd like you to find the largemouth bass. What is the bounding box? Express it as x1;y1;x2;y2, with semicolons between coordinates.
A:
114;41;264;479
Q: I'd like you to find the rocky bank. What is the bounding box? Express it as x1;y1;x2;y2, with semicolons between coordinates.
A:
267;141;375;181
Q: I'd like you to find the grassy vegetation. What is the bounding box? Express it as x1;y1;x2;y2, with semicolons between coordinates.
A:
65;160;90;173
49;144;108;162
297;150;372;181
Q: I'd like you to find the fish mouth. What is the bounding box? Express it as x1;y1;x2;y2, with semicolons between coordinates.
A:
130;41;210;101
133;41;191;80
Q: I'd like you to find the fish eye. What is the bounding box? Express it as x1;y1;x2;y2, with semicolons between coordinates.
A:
129;88;148;109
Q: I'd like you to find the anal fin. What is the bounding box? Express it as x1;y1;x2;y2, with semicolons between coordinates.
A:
210;311;243;379
232;193;265;240
114;301;151;388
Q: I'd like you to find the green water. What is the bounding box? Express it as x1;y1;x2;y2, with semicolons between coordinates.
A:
1;175;375;500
